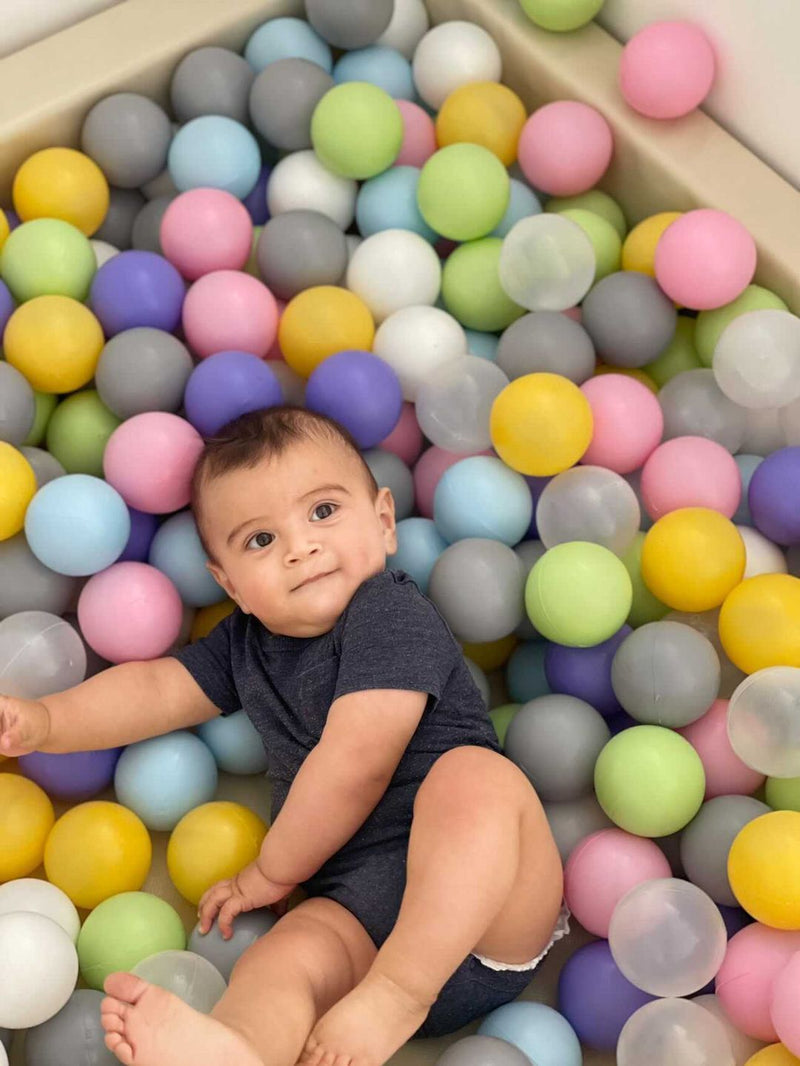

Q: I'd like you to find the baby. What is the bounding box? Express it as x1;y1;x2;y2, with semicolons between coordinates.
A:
0;406;565;1066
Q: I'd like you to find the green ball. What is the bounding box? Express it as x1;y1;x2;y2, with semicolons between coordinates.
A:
46;389;122;476
441;238;525;331
695;284;788;366
644;316;701;388
546;189;627;239
311;82;403;180
77;891;186;990
519;0;605;31
489;703;521;747
526;541;633;647
594;725;706;836
560;208;622;282
22;390;59;447
1;218;96;302
418;144;510;241
765;776;800;812
621;531;670;627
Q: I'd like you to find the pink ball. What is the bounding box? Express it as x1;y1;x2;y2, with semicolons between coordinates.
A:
380;403;424;466
182;269;279;358
563;828;672;937
395;100;437;167
103;412;204;514
640;435;742;520
265;298;287;360
678;699;765;800
77;561;183;663
770;950;800;1055
160;188;253;280
654;209;757;310
716;923;800;1042
620;21;715;119
517;101;613;197
580;374;664;474
414;445;492;518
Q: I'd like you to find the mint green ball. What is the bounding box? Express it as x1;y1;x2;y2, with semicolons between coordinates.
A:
561;208;622;282
311;81;403;180
418;144;510;242
22;391;59;447
441;238;524;332
695;284;789;366
519;0;605;32
621;532;670;628
644;316;702;387
1;218;96;302
766;776;800;812
46;389;122;476
546;189;627;239
489;703;521;747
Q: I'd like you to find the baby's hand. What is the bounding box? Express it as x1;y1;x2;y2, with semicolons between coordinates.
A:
0;695;50;757
197;862;298;940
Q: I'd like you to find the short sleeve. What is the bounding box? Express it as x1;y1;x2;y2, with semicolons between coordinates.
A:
171;611;241;715
333;573;458;706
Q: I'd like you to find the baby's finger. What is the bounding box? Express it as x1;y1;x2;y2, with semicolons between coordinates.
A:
197;883;232;933
218;898;245;940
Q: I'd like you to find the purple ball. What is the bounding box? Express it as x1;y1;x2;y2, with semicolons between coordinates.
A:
119;507;159;562
0;280;15;337
184;349;283;437
558;940;655;1051
242;164;271;225
524;475;551;538
89;250;186;336
718;903;753;938
544;624;632;717
18;748;123;801
748;446;800;544
606;708;638;734
305;349;403;449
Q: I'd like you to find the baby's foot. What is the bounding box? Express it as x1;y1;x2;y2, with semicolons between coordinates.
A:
298;970;432;1066
100;972;262;1066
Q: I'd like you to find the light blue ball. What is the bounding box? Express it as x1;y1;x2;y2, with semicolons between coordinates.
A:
24;474;130;577
168;116;261;199
465;330;500;361
734;453;763;526
114;730;219;830
506;641;551;703
478;1002;582;1066
197;710;269;775
149;511;227;608
434;456;533;546
356;167;437;242
244;17;333;73
389;518;448;593
333;47;414;100
491;179;543;238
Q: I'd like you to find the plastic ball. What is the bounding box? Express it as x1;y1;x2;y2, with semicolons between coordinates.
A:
0;912;78;1030
395;100;437;167
433;455;532;545
279;285;375;378
415;355;509;453
89;249;185;337
713;309;800;409
379;403;424;465
655;209;757;311
364;449;415;519
558;208;621;282
249;57;333;151
167;801;267;906
114;732;218;832
96;327;193;419
244;17;333;73
617;997;734;1066
417;144;510;242
442;238;524;332
0;443;36;542
168;116;260;199
695;284;789;366
310;82;402;180
44;390;120;477
19;748;121;803
267;150;357;229
412;21;502;111
257;209;348;298
594;725;705;836
170;45;254;124
81;92;171;188
346;228;441;322
621;211;682;275
727;666;800;778
492;179;544;239
413;444;488;519
519;0;604;31
149;517;221;607
544;625;629;717
679;698;766;799
0;610;86;699
535;465;640;555
641;436;741;520
305;349;402;448
187;911;277;984
517;101;613;196
659;367;747;453
190;599;236;642
718;925;800;1045
4;294;103;394
477;1001;582;1066
159;188;252;280
1;218;96;302
582;270;677;367
0;774;55;880
183;351;283;437
436;81;527;165
745;1048;800;1066
497;311;593;384
333;45;414;99
0;879;79;944
0;532;79;620
694;993;766;1065
681;795;771;908
740;526;788;579
427;538;525;644
103;412;204;514
579;374;663;474
498;214;595;312
620;21;716;119
196;711;270;776
720;575;800;674
769;953;800;1057
749;447;800;545
13;147;109;236
728;811;800;928
355;166;435;242
306;0;394;49
132;950;226;1013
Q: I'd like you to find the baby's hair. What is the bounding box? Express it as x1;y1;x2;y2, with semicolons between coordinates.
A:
191;405;379;560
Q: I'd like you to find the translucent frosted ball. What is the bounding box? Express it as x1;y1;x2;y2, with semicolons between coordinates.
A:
713;309;800;409
498;213;596;312
727;666;800;777
617;998;734;1066
415;355;509;453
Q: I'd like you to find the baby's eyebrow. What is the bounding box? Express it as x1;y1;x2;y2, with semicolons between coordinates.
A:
225;484;351;546
297;483;350;502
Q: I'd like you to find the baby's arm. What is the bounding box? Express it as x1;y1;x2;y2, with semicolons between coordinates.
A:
0;658;220;757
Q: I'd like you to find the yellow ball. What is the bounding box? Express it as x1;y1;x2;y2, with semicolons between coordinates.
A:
641;507;746;612
44;801;152;909
167;801;267;905
0;773;55;880
728;811;800;929
4;295;105;393
0;443;37;542
719;574;800;674
13;147;110;237
190;599;236;642
435;82;528;166
594;363;659;393
746;1046;800;1066
461;634;518;672
622;211;682;276
279;286;375;378
0;209;9;252
490;372;593;476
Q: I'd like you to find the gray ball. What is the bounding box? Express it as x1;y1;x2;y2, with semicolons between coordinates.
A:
544;794;614;864
256;210;347;299
95;327;193;419
659;368;747;453
19;446;66;488
188;909;278;981
465;657;490;708
0;534;80;621
93;187;145;248
131;194;176;255
581;271;677;367
81;93;172;189
249;58;334;151
170;46;255;125
23;988;116;1066
610;620;721;728
0;362;35;445
428;538;525;643
680;795;771;907
363;449;415;519
504;694;611;802
497;311;595;384
435;1034;534;1066
513;539;546;640
305;0;395;49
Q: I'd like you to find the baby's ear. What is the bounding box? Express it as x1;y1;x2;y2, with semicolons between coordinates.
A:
376;487;398;551
206;562;250;614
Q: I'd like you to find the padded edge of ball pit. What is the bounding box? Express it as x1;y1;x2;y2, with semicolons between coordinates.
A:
1;0;799;315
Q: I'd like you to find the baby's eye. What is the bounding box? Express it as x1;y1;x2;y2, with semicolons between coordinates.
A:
311;502;338;521
245;531;274;550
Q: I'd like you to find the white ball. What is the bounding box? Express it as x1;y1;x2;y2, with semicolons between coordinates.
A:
499;213;596;311
345;234;362;265
346;229;441;323
738;524;788;578
412;21;502;110
90;239;120;268
0;879;80;942
267;150;357;229
415;355;509;452
741;406;784;455
713;309;800;409
376;0;430;59
373;305;467;401
0;912;78;1029
693;994;765;1066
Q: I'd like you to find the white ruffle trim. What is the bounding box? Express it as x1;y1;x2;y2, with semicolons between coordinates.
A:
471;903;572;973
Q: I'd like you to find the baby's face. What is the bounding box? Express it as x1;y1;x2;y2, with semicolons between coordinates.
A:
202;438;397;637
